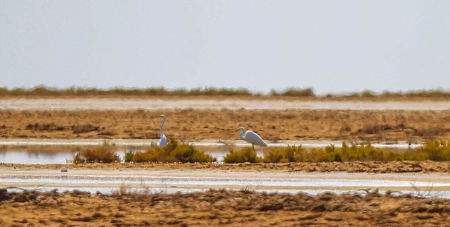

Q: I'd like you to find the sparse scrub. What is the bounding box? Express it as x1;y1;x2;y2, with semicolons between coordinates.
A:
223;148;263;163
73;147;120;163
130;140;216;163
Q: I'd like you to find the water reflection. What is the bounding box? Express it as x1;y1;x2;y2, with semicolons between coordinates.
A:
0;148;249;164
0;150;78;164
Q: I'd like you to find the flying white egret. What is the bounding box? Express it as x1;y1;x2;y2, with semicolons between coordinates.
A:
238;127;268;150
159;114;167;146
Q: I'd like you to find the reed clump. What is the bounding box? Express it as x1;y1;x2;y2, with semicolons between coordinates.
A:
405;140;450;161
128;140;216;163
223;148;263;163
73;147;120;163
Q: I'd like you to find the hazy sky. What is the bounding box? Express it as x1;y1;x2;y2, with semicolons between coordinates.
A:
1;1;449;94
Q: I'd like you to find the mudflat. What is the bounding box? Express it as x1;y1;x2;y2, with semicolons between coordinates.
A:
1;108;449;142
0;160;448;173
3;97;450;110
1;189;449;226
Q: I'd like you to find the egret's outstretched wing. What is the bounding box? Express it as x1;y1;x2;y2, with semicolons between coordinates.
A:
244;130;268;147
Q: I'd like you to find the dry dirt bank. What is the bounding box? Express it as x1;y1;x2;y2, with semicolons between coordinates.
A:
0;189;449;226
1;109;450;142
0;161;448;173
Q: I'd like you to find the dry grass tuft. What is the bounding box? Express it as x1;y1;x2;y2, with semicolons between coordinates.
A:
73;146;120;163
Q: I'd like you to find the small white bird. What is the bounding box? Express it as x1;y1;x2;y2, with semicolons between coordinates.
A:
238;127;268;150
159;114;167;146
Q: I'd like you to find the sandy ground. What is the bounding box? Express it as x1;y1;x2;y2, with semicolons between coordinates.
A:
1;189;450;226
3;98;450;110
1;108;450;143
3;168;450;193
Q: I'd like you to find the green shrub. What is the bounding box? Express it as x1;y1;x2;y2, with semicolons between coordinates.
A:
73;147;120;163
338;142;404;161
124;151;135;163
263;146;304;163
172;144;216;163
131;140;216;163
270;87;315;97
308;148;335;162
361;90;376;97
223;148;262;163
406;140;450;161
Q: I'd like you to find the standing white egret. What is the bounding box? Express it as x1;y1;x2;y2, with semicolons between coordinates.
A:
238;127;268;150
159;114;167;146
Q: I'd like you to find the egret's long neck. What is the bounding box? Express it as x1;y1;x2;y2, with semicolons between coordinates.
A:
239;129;245;140
160;117;166;136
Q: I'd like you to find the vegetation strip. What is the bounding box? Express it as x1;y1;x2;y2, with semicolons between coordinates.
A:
72;140;450;164
2;86;450;99
225;141;450;163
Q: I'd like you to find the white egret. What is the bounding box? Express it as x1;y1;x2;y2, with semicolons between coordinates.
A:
238;127;268;150
159;114;167;146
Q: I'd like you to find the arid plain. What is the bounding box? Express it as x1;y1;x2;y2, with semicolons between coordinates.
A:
2;97;450;226
1;102;450;143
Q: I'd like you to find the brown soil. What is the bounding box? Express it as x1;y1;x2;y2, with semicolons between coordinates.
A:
0;160;448;173
1;188;449;226
1;109;450;142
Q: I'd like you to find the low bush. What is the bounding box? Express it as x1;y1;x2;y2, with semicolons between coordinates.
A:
130;140;216;163
223;148;263;163
326;142;404;162
73;147;120;163
405;140;450;161
124;151;135;163
263;146;305;163
270;87;315;97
